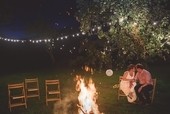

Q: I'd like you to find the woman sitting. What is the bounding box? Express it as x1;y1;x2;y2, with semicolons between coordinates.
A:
120;64;137;103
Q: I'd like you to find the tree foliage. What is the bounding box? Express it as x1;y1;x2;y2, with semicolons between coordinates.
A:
75;0;170;68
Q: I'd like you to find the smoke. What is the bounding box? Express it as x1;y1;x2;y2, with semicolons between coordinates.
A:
53;92;78;114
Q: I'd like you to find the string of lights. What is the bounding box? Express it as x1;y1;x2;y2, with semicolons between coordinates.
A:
0;31;89;54
0;20;170;47
0;18;160;44
0;31;86;43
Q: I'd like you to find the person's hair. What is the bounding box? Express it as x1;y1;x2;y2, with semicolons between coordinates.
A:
136;63;144;69
127;64;135;71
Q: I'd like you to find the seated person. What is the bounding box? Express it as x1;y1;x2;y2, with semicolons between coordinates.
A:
134;63;153;105
120;64;137;103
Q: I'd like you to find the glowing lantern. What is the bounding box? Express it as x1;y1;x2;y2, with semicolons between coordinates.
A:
106;69;113;76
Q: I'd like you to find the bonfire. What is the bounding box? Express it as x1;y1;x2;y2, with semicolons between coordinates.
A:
75;75;101;114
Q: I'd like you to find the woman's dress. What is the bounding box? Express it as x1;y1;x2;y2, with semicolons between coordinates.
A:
120;72;137;103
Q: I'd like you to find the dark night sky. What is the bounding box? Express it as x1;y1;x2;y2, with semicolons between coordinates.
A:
1;0;170;40
0;0;82;74
0;0;79;39
0;0;170;74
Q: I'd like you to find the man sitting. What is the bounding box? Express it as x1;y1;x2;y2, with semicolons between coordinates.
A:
134;63;153;105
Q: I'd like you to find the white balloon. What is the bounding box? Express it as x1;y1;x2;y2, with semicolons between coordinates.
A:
106;69;113;76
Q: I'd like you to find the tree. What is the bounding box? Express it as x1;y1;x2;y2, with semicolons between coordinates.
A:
75;0;170;68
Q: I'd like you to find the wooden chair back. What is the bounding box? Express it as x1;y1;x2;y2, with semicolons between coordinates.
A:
151;78;157;103
25;78;40;99
8;82;27;111
45;79;61;105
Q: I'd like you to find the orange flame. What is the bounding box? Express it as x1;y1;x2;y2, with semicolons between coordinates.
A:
75;75;100;114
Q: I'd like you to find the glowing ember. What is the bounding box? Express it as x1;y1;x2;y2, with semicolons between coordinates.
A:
75;75;101;114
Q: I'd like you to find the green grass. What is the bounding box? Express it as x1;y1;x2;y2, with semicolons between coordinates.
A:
0;65;170;114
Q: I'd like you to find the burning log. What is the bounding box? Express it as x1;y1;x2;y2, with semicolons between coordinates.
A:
77;104;95;114
77;104;87;114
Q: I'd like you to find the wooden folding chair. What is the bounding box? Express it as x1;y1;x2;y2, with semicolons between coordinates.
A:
117;76;126;100
8;82;27;112
45;80;61;105
25;78;40;100
150;78;157;103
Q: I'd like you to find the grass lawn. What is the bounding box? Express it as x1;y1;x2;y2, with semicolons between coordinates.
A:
0;64;170;114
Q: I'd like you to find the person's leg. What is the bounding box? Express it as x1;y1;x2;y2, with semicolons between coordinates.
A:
141;84;153;104
134;84;145;103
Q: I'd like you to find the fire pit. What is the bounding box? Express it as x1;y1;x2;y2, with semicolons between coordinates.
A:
75;75;103;114
53;75;104;114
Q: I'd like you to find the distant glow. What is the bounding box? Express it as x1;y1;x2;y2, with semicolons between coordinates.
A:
108;22;112;25
76;33;80;36
69;50;72;53
101;51;105;55
64;36;68;39
82;32;86;35
119;17;125;23
97;26;101;30
44;39;47;42
167;41;170;45
153;22;157;25
133;22;137;26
